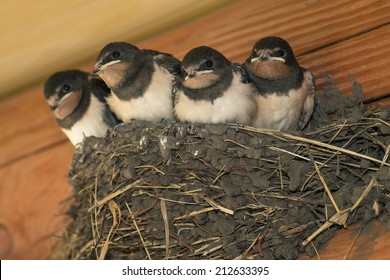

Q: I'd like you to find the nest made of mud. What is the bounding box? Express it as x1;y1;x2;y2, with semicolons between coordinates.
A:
57;84;390;260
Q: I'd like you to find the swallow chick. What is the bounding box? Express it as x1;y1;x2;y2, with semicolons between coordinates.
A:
244;36;316;131
174;46;256;124
44;70;119;146
93;42;180;123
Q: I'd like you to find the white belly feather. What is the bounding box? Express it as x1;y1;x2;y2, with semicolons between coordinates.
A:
62;94;111;146
252;71;313;130
107;63;174;122
174;73;256;124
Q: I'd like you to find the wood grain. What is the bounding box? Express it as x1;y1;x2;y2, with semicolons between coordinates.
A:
141;0;390;101
301;219;390;260
0;87;67;166
300;25;390;101
141;0;390;58
0;0;235;98
0;143;73;259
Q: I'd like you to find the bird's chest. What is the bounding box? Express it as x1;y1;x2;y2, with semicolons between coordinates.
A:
174;91;217;122
107;65;174;122
174;79;254;124
254;83;309;130
63;95;109;146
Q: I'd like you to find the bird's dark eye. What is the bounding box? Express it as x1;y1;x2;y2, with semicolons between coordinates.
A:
62;84;71;93
112;51;121;59
275;49;285;57
205;60;214;68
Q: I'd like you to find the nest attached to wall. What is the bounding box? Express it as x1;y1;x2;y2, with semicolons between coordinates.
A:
56;80;390;260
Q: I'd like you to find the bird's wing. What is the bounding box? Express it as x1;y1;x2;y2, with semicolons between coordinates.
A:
144;49;182;76
232;63;251;84
298;68;316;130
89;75;121;126
88;73;111;100
102;105;121;126
171;76;183;109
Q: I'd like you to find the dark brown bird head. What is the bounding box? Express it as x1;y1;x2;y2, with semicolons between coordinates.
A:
181;46;231;89
93;42;144;89
246;36;299;79
44;70;88;120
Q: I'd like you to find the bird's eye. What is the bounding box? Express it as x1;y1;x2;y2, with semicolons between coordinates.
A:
205;60;214;68
112;51;121;59
275;49;286;57
62;84;71;93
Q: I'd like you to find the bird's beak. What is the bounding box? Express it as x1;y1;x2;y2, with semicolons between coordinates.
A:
51;90;82;120
47;93;61;111
251;53;285;63
50;92;71;111
185;69;213;80
251;53;270;63
88;72;101;81
185;70;197;80
93;59;121;74
50;99;61;111
92;63;102;74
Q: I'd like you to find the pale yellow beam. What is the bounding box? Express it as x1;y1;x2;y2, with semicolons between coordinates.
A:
0;0;236;98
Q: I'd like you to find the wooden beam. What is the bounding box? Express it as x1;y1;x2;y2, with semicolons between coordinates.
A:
0;87;67;166
300;25;390;101
0;143;73;259
141;0;390;60
0;0;235;98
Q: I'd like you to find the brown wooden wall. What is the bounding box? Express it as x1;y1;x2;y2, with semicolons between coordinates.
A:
0;0;235;98
0;0;389;259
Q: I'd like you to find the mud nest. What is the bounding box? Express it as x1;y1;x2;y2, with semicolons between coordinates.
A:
57;80;390;260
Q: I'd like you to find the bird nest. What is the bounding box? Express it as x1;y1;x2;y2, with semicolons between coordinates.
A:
56;80;390;260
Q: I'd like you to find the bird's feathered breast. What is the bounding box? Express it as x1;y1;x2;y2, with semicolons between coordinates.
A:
113;58;154;100
245;65;304;96
180;68;233;103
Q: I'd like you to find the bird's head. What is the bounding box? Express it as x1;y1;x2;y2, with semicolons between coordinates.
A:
93;42;143;88
246;36;299;79
44;70;88;120
181;46;231;89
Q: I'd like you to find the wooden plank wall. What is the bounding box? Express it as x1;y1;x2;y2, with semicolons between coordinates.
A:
0;0;235;98
0;0;389;259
